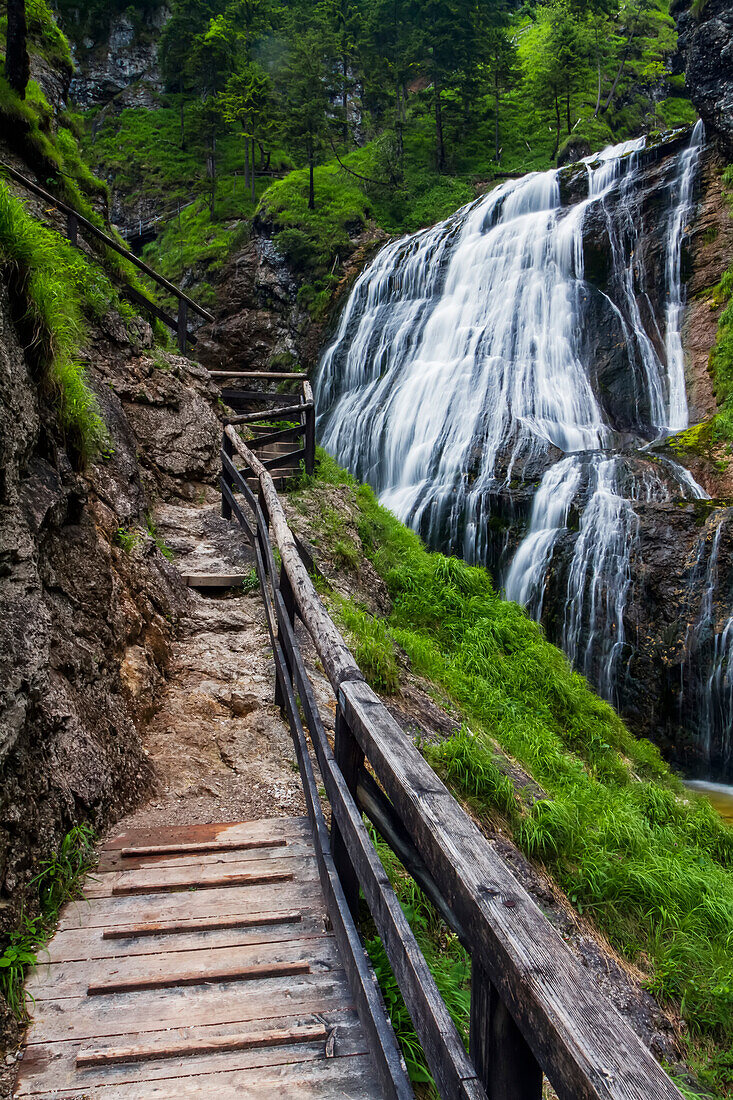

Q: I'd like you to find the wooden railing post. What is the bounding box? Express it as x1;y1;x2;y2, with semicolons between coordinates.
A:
332;704;364;918
275;562;295;713
221;431;234;520
67;211;78;247
470;962;543;1100
304;404;316;477
177;298;188;354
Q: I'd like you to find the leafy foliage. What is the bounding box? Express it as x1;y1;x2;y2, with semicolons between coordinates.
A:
0;825;96;1020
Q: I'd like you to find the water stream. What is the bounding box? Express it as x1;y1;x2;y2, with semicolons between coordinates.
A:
316;121;732;776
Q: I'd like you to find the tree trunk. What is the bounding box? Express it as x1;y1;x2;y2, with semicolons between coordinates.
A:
208;134;217;218
243;131;250;190
342;54;349;145
308;139;315;210
593;29;603;116
553;93;561;158
435;79;445;172
179;95;186;150
251;135;256;202
566;90;572;134
494;82;500;163
5;0;30;99
395;82;403;161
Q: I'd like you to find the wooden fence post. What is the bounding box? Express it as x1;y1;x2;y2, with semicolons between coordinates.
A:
67;211;78;247
305;404;315;477
470;962;543;1100
275;562;296;713
221;432;234;521
332;705;364;918
177;298;188;354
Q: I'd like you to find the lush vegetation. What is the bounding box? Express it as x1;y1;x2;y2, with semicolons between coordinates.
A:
292;450;733;1096
0;181;124;458
709;165;733;445
70;0;696;306
0;825;96;1020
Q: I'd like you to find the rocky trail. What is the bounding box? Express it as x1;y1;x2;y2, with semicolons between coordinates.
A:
115;497;306;833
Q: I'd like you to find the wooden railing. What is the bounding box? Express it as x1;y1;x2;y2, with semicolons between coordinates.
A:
0;161;213;352
217;373;315;480
220;424;686;1100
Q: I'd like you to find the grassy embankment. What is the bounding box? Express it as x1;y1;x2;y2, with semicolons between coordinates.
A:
286;450;733;1097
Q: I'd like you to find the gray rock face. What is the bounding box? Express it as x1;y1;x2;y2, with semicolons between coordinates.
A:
676;0;733;155
67;6;169;109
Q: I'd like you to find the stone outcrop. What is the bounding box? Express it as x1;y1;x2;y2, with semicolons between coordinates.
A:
675;0;733;157
197;223;387;374
65;6;169;110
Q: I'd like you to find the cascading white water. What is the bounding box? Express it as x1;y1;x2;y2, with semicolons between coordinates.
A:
316;124;709;715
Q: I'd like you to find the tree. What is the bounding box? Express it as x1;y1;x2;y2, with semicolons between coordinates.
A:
220;64;273;201
5;0;30;99
276;19;334;209
319;0;362;145
160;0;219;148
484;28;519;163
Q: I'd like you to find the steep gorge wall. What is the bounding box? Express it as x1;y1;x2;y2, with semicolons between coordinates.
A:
0;277;222;1037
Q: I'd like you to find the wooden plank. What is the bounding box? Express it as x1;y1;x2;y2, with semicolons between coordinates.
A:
120;838;287;859
46;915;322;964
76;1023;330;1067
109;869;293;897
25;972;356;1044
104;910;301;936
102;817;310;850
99;839;308;873
19;1052;384;1098
341;679;684;1100
182;573;249;588
54;879;323;932
208;371;306;380
275;641;481;1100
18;1015;368;1094
225;402;311;424
262;446;306;472
220;389;302;404
123;285;191;339
470;964;543;1100
27;937;341;1001
87;959;311;996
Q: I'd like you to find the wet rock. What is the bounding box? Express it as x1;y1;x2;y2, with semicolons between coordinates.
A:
676;0;733;156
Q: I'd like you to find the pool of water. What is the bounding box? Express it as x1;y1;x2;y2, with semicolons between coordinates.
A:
684;780;733;825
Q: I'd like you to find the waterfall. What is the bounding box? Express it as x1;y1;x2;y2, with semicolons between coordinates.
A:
682;516;733;774
316;124;719;752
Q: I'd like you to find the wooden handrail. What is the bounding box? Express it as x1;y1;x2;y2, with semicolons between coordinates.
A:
0;160;214;323
221;424;685;1100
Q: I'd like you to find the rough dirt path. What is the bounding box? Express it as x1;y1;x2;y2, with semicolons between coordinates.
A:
115;499;306;832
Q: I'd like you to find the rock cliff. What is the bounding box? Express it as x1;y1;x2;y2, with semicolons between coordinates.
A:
0;268;222;1040
675;0;733;156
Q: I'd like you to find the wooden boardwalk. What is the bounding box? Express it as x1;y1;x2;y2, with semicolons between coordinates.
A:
15;818;386;1099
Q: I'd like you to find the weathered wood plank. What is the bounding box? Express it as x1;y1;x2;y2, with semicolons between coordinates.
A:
75;1022;330;1066
25;972;356;1044
46;914;322;964
27;937;340;1001
208;371;306;380
18;1052;384;1098
101;817;310;851
85;855;308;898
341;678;684;1100
87;958;311;996
54;879;323;932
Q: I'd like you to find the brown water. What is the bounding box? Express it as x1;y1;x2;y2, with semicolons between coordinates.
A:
685;780;733;825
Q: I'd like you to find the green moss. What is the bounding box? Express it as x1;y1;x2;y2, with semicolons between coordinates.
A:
0;183;116;459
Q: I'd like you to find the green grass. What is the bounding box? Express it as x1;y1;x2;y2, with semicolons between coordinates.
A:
0;182;116;459
294;450;733;1094
364;827;470;1092
0;825;96;1020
